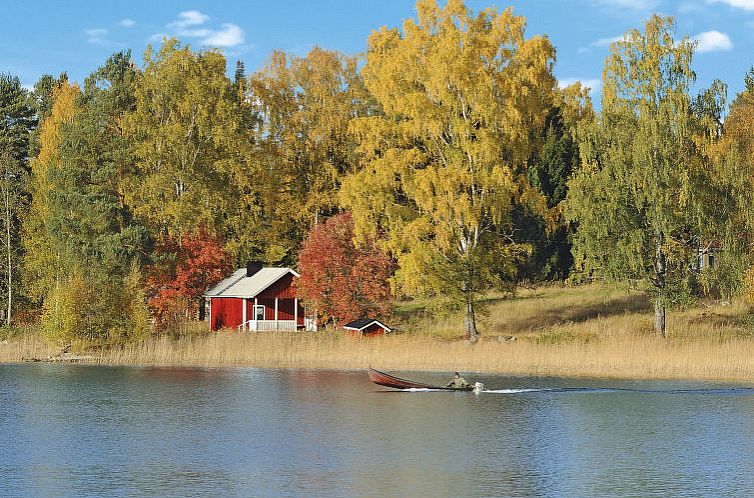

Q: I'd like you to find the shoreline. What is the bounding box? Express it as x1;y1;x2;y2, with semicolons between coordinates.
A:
2;332;752;383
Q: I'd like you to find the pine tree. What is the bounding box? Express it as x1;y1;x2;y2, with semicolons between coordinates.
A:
520;83;593;281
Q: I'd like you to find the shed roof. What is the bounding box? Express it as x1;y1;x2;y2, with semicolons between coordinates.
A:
343;318;392;332
205;267;300;298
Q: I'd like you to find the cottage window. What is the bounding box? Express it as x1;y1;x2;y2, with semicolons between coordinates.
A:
254;305;265;321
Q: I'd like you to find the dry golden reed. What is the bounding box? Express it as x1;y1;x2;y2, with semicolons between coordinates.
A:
2;284;752;382
93;331;753;382
0;333;56;362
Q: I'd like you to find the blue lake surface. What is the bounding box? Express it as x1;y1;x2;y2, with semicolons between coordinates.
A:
0;364;752;497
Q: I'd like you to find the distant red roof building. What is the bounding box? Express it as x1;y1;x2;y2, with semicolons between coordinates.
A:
343;318;392;336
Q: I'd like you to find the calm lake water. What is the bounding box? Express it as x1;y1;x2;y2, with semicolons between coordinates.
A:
0;364;752;498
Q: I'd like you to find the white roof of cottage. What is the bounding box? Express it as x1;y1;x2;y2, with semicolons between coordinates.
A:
205;268;247;297
205;267;300;298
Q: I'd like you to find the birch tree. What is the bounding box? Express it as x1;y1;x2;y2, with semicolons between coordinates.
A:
22;81;79;303
123;39;244;239
567;16;711;336
0;74;35;326
242;47;372;264
340;0;555;341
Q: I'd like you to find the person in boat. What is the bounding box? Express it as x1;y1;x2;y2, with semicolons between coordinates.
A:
447;372;471;389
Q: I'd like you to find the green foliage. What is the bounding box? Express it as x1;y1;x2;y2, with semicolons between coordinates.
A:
566;16;713;335
529;109;580;208
18;4;754;346
41;272;79;344
115;264;150;343
52;51;148;275
22;81;79;303
708;71;754;301
0;74;36;164
0;74;36;326
27;54;152;346
42;266;149;346
520;87;592;282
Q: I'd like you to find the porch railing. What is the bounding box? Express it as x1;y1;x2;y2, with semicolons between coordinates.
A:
238;319;297;332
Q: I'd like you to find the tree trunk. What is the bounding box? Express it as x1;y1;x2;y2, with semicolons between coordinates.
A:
2;185;10;327
654;230;666;337
654;298;666;338
463;292;479;343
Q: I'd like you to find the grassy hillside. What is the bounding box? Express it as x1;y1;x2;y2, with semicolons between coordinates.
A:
397;283;752;343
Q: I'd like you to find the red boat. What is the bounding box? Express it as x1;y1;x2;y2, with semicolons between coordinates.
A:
367;367;474;391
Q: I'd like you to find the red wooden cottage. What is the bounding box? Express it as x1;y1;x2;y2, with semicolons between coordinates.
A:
205;263;314;332
343;318;392;336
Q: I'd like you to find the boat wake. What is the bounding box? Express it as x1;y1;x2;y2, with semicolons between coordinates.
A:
399;386;754;395
400;387;554;393
403;388;454;392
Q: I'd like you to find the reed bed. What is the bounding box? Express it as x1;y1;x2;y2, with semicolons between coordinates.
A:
88;331;751;382
1;284;752;382
0;333;55;362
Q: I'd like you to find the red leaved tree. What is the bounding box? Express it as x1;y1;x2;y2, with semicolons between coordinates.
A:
297;212;393;326
147;226;233;331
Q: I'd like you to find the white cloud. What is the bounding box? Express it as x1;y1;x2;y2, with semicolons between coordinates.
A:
168;10;210;29
120;18;135;28
558;78;602;92
85;27;108;44
592;35;624;47
693;30;733;52
578;34;626;54
157;11;246;48
709;0;754;10
149;33;168;43
201;24;245;47
179;28;212;38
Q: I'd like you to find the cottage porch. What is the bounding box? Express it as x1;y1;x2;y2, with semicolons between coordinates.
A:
236;296;308;331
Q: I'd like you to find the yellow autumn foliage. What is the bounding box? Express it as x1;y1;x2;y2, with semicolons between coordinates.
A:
22;81;80;301
340;0;556;340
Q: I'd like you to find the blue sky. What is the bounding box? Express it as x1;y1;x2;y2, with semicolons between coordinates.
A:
2;0;753;105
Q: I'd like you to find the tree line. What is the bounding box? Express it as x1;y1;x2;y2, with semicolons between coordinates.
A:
1;0;751;344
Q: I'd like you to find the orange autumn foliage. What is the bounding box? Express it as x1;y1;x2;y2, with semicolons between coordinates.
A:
296;212;393;326
147;227;233;330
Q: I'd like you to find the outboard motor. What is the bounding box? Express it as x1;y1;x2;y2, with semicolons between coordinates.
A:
473;382;484;394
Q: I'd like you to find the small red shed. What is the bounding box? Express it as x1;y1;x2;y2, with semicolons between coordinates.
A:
343;318;392;336
205;263;315;332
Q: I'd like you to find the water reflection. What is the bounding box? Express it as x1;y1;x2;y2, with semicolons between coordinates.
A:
0;364;752;498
